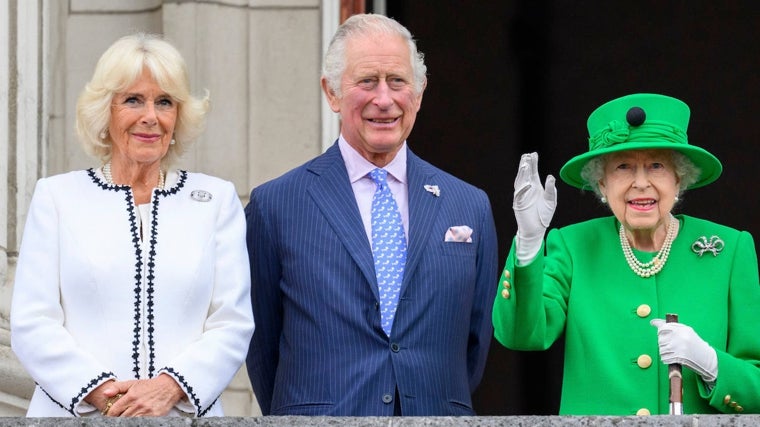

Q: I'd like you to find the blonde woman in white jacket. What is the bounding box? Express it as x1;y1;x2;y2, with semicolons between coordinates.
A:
10;33;254;417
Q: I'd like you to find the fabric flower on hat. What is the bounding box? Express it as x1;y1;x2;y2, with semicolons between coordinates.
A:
589;119;630;150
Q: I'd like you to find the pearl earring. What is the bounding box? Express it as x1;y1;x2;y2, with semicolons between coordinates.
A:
674;195;679;202
600;196;607;204
170;139;176;145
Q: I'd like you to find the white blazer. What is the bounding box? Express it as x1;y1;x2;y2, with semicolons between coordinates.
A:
11;169;254;417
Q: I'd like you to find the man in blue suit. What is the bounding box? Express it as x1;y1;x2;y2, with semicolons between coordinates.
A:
245;13;498;416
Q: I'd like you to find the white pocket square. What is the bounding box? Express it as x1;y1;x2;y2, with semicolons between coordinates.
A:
444;225;473;243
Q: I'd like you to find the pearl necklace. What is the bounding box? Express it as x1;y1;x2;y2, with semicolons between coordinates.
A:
103;162;165;190
619;215;678;278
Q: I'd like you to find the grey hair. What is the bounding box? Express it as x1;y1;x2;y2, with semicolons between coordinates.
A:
580;150;701;200
322;13;427;97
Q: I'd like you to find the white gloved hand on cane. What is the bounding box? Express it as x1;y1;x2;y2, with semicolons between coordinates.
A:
651;318;718;383
513;152;557;264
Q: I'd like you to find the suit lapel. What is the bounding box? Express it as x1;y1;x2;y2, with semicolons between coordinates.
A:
306;144;379;298
403;149;441;289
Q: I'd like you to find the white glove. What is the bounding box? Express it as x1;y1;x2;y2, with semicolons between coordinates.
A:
651;318;718;383
513;152;557;264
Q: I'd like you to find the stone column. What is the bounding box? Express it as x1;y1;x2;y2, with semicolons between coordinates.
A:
0;0;48;415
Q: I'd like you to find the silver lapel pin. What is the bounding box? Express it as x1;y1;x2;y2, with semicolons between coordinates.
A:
190;190;213;202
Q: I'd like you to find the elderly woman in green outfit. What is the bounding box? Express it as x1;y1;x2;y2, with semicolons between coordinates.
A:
493;93;760;415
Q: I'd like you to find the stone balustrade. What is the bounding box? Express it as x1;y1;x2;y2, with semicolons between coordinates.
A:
0;416;758;427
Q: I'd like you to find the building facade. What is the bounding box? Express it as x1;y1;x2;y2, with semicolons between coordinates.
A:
0;0;346;416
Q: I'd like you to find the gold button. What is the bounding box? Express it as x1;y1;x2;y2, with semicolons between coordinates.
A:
637;354;652;369
636;304;651;317
723;395;732;405
736;405;744;412
636;408;650;416
503;269;511;278
730;401;738;408
502;280;511;289
501;289;510;299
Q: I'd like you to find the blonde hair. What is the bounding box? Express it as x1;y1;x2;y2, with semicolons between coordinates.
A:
75;32;210;167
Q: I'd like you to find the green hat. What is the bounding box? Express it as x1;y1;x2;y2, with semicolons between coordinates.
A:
559;93;722;190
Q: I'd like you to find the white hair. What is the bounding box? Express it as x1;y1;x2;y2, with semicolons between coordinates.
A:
322;13;427;97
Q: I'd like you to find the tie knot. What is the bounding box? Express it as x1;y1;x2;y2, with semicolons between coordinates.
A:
369;168;388;186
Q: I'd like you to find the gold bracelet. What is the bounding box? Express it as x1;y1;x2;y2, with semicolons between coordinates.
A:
101;393;123;416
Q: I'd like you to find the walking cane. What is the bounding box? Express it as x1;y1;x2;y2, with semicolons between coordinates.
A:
666;313;683;415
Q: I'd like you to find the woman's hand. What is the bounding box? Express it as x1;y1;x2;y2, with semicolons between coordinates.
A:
513;152;557;264
651;318;718;383
84;380;120;414
101;373;186;417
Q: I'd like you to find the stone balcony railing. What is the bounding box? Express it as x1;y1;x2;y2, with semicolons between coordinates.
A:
0;416;758;427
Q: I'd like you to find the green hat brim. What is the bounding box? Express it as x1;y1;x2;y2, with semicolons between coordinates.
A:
559;142;722;190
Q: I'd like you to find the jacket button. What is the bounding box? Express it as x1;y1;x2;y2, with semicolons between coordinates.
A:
636;304;651;317
723;394;731;405
637;354;652;369
382;394;393;404
636;408;650;416
503;269;511;278
391;343;400;352
502;279;511;289
501;289;510;299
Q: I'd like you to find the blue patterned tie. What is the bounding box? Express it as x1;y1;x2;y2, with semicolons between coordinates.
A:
369;168;407;336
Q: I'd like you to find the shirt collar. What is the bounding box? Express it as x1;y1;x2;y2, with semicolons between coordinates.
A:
338;135;407;184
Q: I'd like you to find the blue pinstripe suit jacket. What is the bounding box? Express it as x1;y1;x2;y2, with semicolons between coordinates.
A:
245;143;498;415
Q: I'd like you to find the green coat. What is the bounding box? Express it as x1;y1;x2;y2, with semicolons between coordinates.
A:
492;214;760;415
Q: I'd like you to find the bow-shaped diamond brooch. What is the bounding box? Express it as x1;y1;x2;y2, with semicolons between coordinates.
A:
691;235;725;257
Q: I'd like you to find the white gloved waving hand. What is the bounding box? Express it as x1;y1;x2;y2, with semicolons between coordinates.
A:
513;152;557;264
651;318;718;384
